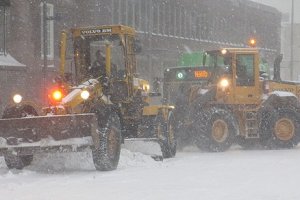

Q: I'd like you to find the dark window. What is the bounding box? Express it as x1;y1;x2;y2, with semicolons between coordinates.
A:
120;0;126;25
134;1;140;30
0;0;10;6
159;2;164;35
236;54;255;86
169;2;175;36
140;1;147;32
112;0;120;24
175;6;180;36
0;6;5;53
153;1;159;33
180;7;185;37
164;2;170;36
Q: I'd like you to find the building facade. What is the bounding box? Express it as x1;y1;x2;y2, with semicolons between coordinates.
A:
0;0;281;113
281;23;300;81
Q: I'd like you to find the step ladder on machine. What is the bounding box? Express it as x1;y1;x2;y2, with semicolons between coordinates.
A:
245;111;259;139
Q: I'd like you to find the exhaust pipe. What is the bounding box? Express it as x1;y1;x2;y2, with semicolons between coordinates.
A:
273;54;283;81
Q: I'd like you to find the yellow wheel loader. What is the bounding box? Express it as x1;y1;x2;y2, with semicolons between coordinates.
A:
164;48;300;151
0;25;175;170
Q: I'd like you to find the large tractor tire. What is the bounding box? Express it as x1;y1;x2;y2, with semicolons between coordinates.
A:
264;107;300;149
2;105;37;169
155;111;177;158
91;111;122;171
4;153;33;170
196;107;237;152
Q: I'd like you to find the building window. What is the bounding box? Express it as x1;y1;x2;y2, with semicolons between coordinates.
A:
191;12;197;39
112;0;120;24
40;3;54;59
153;1;159;34
127;1;134;27
140;1;147;32
0;1;9;54
159;2;165;35
175;6;180;36
121;0;127;25
0;6;6;54
201;13;209;40
134;1;140;30
180;7;185;37
169;2;175;36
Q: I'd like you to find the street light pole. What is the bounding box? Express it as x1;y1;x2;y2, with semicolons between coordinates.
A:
290;0;294;80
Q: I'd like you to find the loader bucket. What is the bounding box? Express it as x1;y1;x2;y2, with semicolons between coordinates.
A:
0;114;97;152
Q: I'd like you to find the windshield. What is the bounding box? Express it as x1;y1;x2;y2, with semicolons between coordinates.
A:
204;51;231;71
163;67;209;105
74;35;125;82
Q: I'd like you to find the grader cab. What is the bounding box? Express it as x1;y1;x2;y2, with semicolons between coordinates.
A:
165;48;300;151
0;25;176;170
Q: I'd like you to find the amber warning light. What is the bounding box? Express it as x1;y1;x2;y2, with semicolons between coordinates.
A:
51;90;63;101
249;38;257;47
194;70;208;78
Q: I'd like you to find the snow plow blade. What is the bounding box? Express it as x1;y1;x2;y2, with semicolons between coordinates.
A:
123;138;164;161
0;114;97;154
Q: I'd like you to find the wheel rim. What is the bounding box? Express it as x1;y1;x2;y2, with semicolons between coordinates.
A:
212;119;229;143
274;118;295;141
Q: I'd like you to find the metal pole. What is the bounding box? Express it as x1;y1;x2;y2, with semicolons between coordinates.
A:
42;1;48;104
290;0;294;80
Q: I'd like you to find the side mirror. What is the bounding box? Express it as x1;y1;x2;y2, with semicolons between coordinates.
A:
53;75;63;84
133;38;142;53
64;72;73;82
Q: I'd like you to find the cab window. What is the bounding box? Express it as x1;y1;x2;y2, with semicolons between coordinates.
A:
236;54;255;86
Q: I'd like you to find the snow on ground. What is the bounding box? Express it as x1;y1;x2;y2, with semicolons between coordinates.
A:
1;146;300;200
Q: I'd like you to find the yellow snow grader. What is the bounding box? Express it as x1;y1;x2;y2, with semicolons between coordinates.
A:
164;48;300;151
0;25;176;170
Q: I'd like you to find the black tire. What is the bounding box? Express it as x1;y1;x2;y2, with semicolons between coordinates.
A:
264;108;300;149
92;111;122;171
197;107;237;152
2;106;36;169
4;153;33;170
2;105;38;119
155;111;177;158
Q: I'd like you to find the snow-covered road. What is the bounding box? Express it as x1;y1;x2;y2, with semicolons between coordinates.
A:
1;146;300;200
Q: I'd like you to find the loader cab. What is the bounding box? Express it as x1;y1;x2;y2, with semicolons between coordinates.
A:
70;25;137;101
212;48;261;105
203;50;232;83
163;66;211;106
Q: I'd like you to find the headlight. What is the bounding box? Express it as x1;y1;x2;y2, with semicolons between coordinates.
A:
221;49;227;55
219;78;229;88
81;90;90;100
143;84;150;92
13;94;23;104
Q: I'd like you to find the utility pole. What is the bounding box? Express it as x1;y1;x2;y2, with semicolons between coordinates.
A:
290;0;294;80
